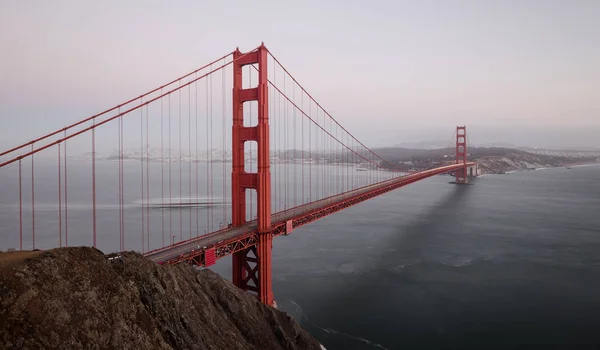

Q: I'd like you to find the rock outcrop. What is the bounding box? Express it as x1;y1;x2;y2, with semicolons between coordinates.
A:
0;248;321;350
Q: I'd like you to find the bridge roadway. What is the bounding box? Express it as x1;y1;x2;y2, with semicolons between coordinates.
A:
145;162;474;265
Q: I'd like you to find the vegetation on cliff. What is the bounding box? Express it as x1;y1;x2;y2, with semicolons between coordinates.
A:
0;248;321;349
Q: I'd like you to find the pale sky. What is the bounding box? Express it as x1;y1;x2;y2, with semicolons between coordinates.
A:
1;0;599;150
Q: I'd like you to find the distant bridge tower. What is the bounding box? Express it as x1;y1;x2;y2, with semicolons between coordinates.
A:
455;126;468;184
231;44;274;306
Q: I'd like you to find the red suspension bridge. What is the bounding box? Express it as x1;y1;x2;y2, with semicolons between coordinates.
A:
0;44;474;306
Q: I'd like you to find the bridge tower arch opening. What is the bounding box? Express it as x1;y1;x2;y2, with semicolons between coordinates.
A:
231;44;274;306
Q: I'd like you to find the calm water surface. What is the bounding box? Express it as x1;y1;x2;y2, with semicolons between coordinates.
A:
216;165;600;349
1;162;599;349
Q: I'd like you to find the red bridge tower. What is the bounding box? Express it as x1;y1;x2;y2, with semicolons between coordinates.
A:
455;126;468;184
231;44;274;306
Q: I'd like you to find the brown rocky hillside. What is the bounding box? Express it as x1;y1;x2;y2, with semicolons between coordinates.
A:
0;248;321;350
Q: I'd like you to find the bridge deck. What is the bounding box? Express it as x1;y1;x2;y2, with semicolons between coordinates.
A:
145;162;474;265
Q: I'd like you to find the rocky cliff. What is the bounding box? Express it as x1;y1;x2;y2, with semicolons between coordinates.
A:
0;248;322;350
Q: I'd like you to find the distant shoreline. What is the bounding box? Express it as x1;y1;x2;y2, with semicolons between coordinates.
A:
481;161;600;176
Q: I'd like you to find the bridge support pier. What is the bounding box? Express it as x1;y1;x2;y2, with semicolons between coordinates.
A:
231;44;275;306
231;232;274;306
455;126;468;184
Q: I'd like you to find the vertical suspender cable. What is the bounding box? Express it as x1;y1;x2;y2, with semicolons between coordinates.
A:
188;85;192;240
301;90;304;206
58;144;62;247
140;99;145;253
210;68;214;228
64;131;68;247
179;81;183;241
222;61;226;227
168;94;172;241
31;145;35;250
310;98;313;202
92;117;97;248
274;60;278;213
118;107;122;251
283;70;287;212
119;109;124;251
195;73;199;236
277;68;281;212
146;104;150;251
19;160;23;251
161;92;165;247
293;82;297;211
206;68;209;233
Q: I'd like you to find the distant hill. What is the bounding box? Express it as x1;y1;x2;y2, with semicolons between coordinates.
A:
372;146;528;163
371;146;598;174
392;141;518;150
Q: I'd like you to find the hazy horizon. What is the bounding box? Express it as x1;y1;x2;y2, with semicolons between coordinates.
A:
1;1;598;151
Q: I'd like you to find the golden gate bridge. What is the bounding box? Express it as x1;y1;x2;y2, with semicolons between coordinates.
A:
0;43;475;306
